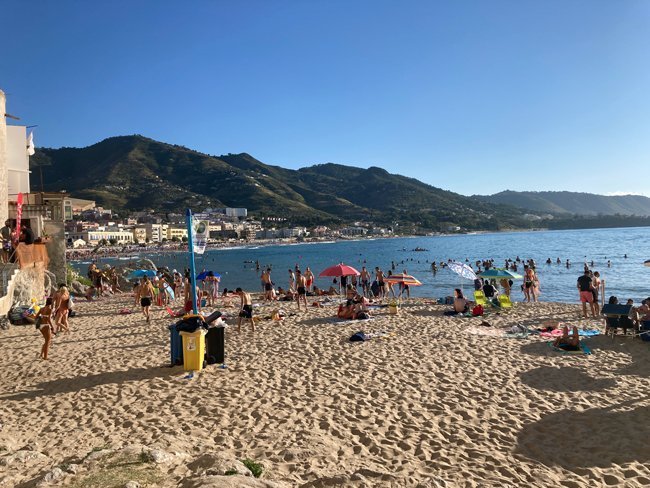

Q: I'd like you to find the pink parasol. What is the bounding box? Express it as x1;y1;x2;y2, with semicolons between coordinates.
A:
319;263;360;277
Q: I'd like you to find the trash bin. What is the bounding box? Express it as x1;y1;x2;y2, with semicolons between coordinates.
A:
179;330;207;371
389;301;399;315
206;326;225;364
168;323;183;366
641;321;650;342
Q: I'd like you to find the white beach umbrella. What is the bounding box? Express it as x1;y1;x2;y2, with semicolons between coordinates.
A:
447;261;478;294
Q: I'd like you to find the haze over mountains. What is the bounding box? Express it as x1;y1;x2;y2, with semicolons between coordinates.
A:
29;135;650;230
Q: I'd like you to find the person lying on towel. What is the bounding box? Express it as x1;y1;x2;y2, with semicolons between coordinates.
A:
553;325;580;350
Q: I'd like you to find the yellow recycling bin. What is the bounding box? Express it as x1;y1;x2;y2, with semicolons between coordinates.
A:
179;330;206;371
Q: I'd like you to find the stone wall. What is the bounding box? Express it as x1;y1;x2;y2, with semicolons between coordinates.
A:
44;221;66;285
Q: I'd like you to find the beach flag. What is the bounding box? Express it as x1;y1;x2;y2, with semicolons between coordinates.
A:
26;131;35;156
192;213;209;254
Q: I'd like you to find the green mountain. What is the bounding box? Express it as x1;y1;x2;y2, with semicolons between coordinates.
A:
31;135;534;230
478;190;650;217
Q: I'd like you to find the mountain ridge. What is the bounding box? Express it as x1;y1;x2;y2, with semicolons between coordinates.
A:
476;190;650;217
30;134;650;230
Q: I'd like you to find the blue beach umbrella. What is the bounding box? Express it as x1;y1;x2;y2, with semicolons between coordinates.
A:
127;269;157;280
479;268;523;279
196;270;221;280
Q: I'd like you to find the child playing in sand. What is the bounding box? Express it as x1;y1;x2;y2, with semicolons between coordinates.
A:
236;288;255;332
35;298;54;360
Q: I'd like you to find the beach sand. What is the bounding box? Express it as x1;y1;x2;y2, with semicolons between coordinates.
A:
1;294;649;487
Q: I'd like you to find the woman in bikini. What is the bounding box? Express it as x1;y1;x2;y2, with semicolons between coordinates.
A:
36;298;54;359
53;284;70;334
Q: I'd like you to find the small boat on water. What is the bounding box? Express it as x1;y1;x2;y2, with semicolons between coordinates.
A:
412;247;429;252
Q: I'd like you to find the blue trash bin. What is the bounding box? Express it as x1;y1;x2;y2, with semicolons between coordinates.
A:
169;323;184;365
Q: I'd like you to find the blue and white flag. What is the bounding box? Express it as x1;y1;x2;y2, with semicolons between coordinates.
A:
192;214;209;254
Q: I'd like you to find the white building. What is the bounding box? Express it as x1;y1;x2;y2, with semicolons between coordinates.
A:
146;223;168;242
67;229;134;246
6;125;31;198
225;207;247;218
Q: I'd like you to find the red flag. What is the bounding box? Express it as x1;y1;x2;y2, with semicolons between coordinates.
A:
13;192;23;245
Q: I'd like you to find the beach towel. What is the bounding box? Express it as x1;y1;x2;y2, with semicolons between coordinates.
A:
119;309;132;315
539;329;600;338
166;306;185;318
330;316;375;324
548;341;592;355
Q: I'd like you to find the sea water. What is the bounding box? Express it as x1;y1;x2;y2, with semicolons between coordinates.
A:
72;227;650;304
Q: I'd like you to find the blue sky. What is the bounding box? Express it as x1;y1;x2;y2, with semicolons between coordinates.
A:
2;0;649;196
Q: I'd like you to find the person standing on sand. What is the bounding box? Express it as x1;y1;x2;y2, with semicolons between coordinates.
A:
592;271;601;310
577;270;596;318
360;267;371;297
288;268;296;292
262;268;274;300
304;267;314;292
138;277;155;322
375;267;385;298
53;284;70;334
295;270;308;311
236;287;255;332
35;298;54;360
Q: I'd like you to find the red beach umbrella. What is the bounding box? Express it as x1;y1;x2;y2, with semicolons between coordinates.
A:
319;263;361;277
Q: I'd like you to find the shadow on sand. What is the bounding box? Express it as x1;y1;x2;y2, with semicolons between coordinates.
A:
520;366;616;393
515;399;649;469
0;365;177;402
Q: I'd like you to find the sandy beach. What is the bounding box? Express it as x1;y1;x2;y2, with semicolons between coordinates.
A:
1;294;648;487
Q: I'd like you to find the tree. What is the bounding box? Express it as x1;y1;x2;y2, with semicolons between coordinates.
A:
181;236;188;243
98;238;108;246
109;238;118;246
171;236;180;243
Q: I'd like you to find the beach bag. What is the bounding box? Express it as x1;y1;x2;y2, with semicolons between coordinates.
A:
349;331;368;342
356;312;370;320
471;305;484;317
8;306;33;325
444;296;454;305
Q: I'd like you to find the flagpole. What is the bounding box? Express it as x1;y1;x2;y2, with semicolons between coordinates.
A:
186;208;198;314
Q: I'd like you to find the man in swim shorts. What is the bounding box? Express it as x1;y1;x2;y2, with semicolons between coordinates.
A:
304;267;314;292
295;270;307;311
577;270;596;318
236;287;255;332
360;267;370;297
262;268;274;301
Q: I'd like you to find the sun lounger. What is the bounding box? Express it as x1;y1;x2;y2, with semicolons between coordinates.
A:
498;295;513;309
474;291;488;307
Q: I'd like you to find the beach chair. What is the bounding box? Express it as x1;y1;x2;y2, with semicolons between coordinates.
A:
498;295;513;309
600;304;634;338
473;290;488;307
